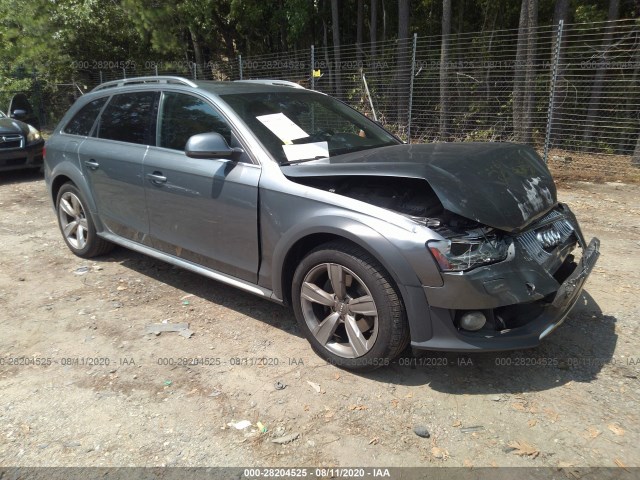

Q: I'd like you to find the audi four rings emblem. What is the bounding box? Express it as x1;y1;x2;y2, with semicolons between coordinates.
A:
536;227;563;248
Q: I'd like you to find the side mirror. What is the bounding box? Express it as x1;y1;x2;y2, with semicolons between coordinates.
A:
11;109;27;120
185;132;242;160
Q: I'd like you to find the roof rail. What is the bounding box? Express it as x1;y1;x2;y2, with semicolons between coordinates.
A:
234;79;305;89
91;76;197;92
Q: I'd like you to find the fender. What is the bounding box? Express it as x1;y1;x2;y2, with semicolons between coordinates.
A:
272;215;422;295
267;212;437;343
48;161;106;234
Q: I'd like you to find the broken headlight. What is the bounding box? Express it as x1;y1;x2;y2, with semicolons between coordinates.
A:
428;233;511;272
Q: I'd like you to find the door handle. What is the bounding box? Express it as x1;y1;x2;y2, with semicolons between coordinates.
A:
146;172;167;185
84;159;100;170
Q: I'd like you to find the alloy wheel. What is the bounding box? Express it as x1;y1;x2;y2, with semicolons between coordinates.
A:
299;262;379;358
58;191;89;250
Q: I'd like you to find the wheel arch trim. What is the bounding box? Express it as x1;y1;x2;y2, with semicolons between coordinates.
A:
49;165;104;232
271;216;435;343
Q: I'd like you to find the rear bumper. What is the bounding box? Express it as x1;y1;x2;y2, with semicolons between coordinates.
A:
411;237;600;352
0;141;44;172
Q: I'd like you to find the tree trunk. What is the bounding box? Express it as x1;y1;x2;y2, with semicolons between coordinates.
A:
582;0;620;149
382;0;387;42
210;9;237;60
513;0;529;143
189;27;204;72
331;0;342;98
633;133;640;167
356;0;364;66
370;0;378;62
553;0;570;28
395;0;410;125
522;0;538;145
625;41;640;156
457;0;464;35
483;10;497;113
279;0;288;51
439;0;452;139
323;19;333;94
549;0;571;148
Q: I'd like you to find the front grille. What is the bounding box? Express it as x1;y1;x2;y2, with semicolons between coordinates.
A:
516;209;575;265
0;134;23;149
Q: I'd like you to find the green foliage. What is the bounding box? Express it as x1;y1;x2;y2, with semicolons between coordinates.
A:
574;4;608;24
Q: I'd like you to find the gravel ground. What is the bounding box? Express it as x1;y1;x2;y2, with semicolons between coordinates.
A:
0;171;639;469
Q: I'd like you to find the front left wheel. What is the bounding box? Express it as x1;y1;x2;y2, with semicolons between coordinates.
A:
56;183;114;258
292;242;410;371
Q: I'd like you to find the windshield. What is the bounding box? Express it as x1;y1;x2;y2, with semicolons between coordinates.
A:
0;111;6;118
220;91;400;164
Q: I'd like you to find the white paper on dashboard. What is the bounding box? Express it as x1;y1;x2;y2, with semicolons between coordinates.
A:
256;113;309;143
282;141;329;162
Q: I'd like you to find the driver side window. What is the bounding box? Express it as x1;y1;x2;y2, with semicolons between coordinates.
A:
158;93;232;151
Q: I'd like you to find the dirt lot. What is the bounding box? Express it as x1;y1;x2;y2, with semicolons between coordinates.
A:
0;171;639;469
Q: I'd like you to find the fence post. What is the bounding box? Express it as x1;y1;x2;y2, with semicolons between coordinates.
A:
362;74;377;121
122;67;126;79
407;33;418;143
543;19;563;163
193;62;197;80
155;64;158;76
99;70;103;84
310;45;315;90
238;55;243;80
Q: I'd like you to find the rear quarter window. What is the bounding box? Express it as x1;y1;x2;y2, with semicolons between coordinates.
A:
63;97;108;136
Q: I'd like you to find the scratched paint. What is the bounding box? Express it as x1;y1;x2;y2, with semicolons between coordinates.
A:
512;177;554;222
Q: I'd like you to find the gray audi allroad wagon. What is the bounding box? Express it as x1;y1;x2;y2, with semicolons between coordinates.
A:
44;76;600;370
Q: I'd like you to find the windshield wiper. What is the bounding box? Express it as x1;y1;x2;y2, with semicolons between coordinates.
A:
280;156;328;166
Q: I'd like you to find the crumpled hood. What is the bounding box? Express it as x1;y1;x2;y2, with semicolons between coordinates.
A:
281;142;557;232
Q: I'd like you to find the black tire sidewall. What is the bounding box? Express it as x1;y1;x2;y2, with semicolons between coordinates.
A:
292;245;403;370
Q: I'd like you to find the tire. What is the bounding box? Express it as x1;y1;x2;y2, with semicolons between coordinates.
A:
292;241;410;371
56;183;114;258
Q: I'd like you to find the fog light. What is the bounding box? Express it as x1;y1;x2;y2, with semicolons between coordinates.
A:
459;311;486;331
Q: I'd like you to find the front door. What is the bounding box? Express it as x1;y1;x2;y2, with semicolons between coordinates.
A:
143;91;261;282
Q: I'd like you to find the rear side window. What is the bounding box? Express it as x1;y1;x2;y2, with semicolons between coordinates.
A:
96;92;158;145
63;97;108;136
158;92;231;151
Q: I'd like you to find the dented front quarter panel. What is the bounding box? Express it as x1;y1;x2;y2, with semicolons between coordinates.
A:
257;165;446;298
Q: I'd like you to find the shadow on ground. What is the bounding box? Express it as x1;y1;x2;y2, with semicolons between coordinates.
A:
96;247;616;396
0;169;43;186
100;247;297;336
372;290;617;394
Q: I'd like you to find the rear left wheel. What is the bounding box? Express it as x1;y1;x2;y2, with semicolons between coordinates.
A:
56;183;114;258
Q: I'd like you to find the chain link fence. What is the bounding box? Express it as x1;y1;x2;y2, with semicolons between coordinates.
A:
6;19;639;181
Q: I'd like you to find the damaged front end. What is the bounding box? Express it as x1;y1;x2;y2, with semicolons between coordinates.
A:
282;143;599;351
419;203;600;351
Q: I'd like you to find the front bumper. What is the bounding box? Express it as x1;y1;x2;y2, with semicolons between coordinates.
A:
0;140;44;172
411;232;600;352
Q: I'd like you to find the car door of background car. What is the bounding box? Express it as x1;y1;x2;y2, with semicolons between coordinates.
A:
143;91;260;283
79;91;159;241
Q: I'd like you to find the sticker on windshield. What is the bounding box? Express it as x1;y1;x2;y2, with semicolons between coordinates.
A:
256;113;309;144
282;141;329;162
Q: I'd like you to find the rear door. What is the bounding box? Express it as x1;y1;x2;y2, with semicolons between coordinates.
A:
79;91;159;241
143;91;260;282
